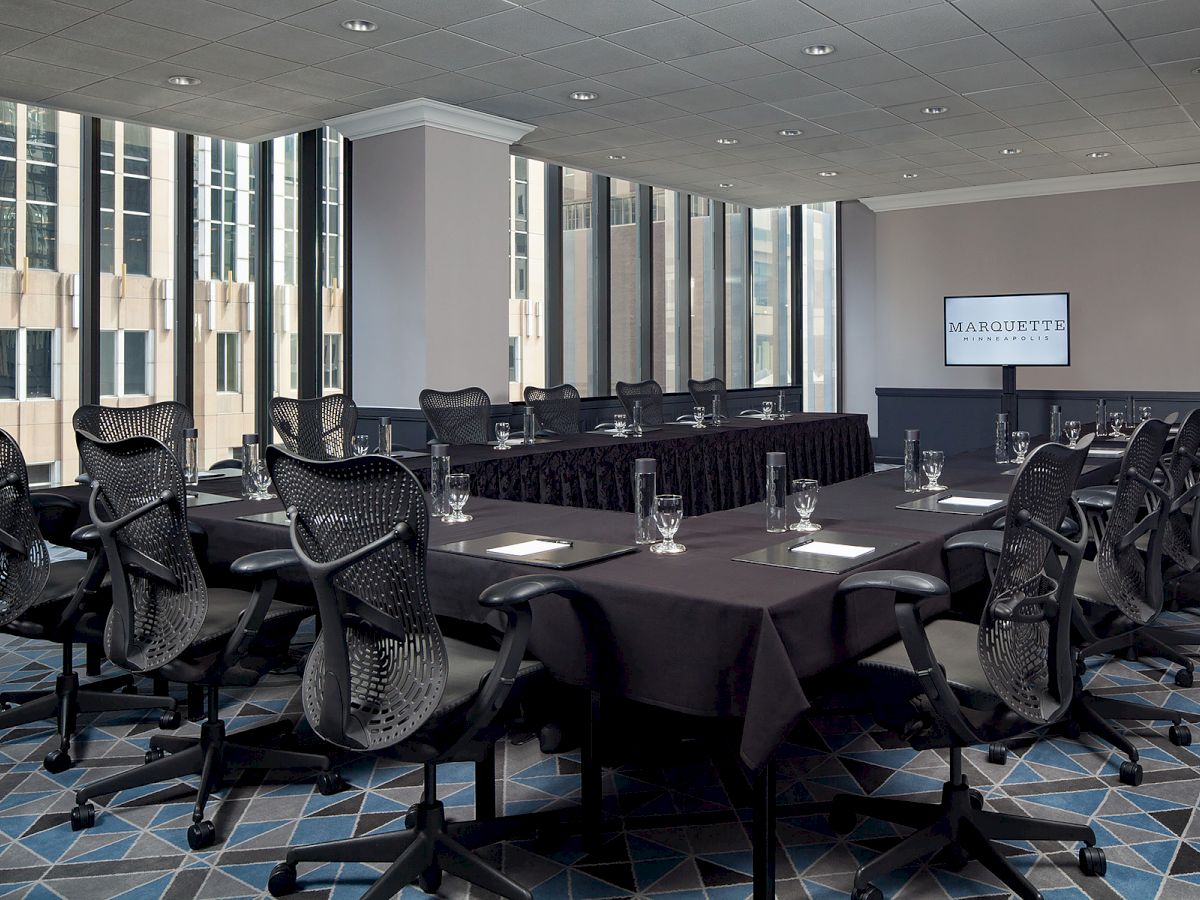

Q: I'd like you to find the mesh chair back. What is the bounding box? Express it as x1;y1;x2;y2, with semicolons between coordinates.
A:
1096;417;1171;623
267;447;448;751
523;384;581;435
1164;408;1200;569
76;432;207;673
616;380;664;426
269;394;358;460
419;387;491;445
688;378;730;416
978;439;1089;725
72;401;194;461
0;430;50;627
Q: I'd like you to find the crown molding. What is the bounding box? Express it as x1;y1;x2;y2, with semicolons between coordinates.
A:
861;163;1200;212
327;98;534;145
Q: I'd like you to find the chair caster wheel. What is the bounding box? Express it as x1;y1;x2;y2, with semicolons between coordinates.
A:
1124;647;1139;662
968;789;984;811
1079;846;1107;877
1170;724;1192;746
405;805;418;829
187;820;216;850
316;771;344;796
70;803;95;831
145;747;165;764
43;749;72;773
1063;719;1082;740
987;744;1008;765
159;709;181;730
1119;760;1143;786
852;886;883;900
538;721;575;754
267;862;297;897
417;865;442;894
939;844;970;871
1176;669;1194;688
121;683;139;695
829;805;857;835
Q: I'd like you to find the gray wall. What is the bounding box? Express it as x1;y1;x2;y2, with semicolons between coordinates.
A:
840;200;877;435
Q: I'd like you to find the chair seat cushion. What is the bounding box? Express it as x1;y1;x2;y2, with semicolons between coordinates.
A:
2;559;107;642
857;618;996;704
1074;559;1109;605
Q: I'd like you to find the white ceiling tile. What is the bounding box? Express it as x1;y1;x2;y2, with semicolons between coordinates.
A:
919;157;996;174
607;18;739;61
1024;42;1143;80
692;0;832;44
1149;57;1200;85
999;100;1089;126
0;77;70;103
211;0;326;16
849;5;981;52
73;77;191;108
1052;67;1163;99
1142;147;1200;164
1132;29;1200;66
12;36;147;76
396;71;511;103
1077;87;1179;116
933;59;1043;95
851;122;932;144
449;8;590;54
532;108;620;132
1114;121;1200;142
282;1;435;46
671;46;788;82
340;85;419;107
895;34;1014;74
119;61;248;95
706;102;798;127
0;0;96;32
946;126;1032;148
771;90;872;118
363;0;514;28
209;81;323;112
109;0;270;41
726;69;830;102
463;57;574;91
1019;117;1108;139
653;0;746;14
595;62;709;95
1128;135;1200;154
656;83;752;112
316;49;443;84
0;25;44;56
993;15;1123;58
812;107;906;132
966;81;1068;110
526;77;637;105
526;0;677;36
848;75;951;107
1040;131;1124;151
261;65;380;97
1099;106;1190;130
166;43;302;81
754;26;880;68
47;90;151;119
787;133;867;153
802;54;921;89
470;91;573;120
382;31;510;69
162;95;273;122
222;23;366;65
528;39;657;77
1106;0;1200;41
643;114;726;138
919;111;1006;135
55;15;204;58
949;0;1096;31
585;98;678;125
884;94;985;121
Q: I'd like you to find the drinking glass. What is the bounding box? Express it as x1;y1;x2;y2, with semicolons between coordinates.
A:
613;412;628;437
1140;406;1153;423
495;422;511;450
1109;411;1125;438
351;434;370;457
790;478;821;533
248;460;273;501
650;494;685;554
1065;420;1082;448
921;450;946;491
762;400;775;419
1011;430;1031;464
444;473;472;523
692;405;706;429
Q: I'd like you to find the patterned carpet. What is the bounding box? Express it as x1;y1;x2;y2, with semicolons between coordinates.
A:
3;618;1200;900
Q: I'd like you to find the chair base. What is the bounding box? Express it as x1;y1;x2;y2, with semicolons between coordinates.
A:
830;751;1102;900
1082;625;1200;684
71;688;331;849
0;662;177;772
268;762;530;900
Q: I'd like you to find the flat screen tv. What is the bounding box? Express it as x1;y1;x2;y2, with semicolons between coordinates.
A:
944;292;1070;367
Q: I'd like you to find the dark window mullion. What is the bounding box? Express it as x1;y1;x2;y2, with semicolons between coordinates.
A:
79;116;100;408
173;132;194;407
711;200;725;383
253;139;272;440
636;183;652;381
297;129;321;399
674;192;690;389
544;164;563;387
591;173;609;395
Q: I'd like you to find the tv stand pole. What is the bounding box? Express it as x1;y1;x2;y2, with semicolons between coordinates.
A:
1001;365;1018;431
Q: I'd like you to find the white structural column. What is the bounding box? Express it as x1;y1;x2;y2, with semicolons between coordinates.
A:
330;100;534;408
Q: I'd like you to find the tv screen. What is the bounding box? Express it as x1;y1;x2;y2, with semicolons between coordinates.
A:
944;293;1070;367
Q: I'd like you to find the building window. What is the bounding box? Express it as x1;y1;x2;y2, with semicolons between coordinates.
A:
26;107;57;271
206;139;253;283
751;207;791;387
99;330;116;396
508;336;521;382
288;333;298;391
100;120;116;274
124;330;149;395
123;123;151;276
323;129;341;289
507;155;545;402
0;102;16;269
322;333;342;390
216;332;240;393
0;329;15;399
25;329;54;398
26;462;56;489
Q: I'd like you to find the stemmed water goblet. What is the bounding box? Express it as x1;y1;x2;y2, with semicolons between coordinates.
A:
350;434;370;457
613;412;628;437
444;473;472;523
762;400;775;420
248;460;274;501
921;450;946;491
692;405;706;429
790;479;821;533
1065;420;1082;448
1108;411;1126;439
1140;406;1153;424
495;422;511;450
1011;431;1031;464
650;494;685;554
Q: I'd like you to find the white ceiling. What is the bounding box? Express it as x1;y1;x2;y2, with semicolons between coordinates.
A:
2;0;1200;206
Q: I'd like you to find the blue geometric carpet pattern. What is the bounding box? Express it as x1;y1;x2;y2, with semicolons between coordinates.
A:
3;622;1200;899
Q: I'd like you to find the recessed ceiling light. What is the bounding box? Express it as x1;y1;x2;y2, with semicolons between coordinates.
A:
1086;150;1112;159
341;18;377;32
569;90;598;101
777;128;803;137
803;44;835;56
902;172;918;179
999;147;1022;155
818;171;837;177
921;105;948;115
715;137;739;145
167;75;201;86
607;154;626;160
718;182;733;188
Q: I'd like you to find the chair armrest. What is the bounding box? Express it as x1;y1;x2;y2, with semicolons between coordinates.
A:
479;573;583;608
944;530;1005;556
837;570;948;599
71;524;100;547
230;548;301;579
30;493;78;514
1075;486;1117;512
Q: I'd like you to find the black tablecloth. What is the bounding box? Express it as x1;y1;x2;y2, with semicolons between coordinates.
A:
404;413;873;516
53;447;1115;772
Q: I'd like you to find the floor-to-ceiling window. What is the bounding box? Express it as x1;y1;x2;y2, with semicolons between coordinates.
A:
651;188;679;392
801;202;837;411
321;127;345;396
271;134;298;412
507;156;545;402
610;178;639;391
725;204;749;389
752;207;791;388
561;169;594;396
690;196;715;380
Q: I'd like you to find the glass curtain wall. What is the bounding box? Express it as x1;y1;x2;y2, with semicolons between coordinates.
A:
689;196;714;380
609;178;639;391
651;188;678;392
561;169;593;396
725;204;748;388
801;201;837;411
0;103;80;484
751;207;791;387
271;134;298;410
507;156;545;401
320;127;345;394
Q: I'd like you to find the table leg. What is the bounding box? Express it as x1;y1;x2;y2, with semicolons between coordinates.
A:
752;759;776;900
581;690;602;848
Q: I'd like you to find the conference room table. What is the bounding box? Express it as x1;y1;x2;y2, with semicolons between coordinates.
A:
397;411;873;515
52;441;1120;898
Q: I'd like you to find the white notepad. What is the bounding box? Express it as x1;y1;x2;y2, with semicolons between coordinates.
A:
487;540;571;557
791;541;874;558
197;470;227;479
1089;448;1125;458
938;496;1002;509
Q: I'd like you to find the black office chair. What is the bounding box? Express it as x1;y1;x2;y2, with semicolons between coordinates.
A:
419;386;491;445
68;431;334;850
1161;407;1200;575
687;377;730;420
523;383;581;435
0;429;176;773
72;401;193;459
269;394;358;460
831;439;1106;900
615;379;664;426
263;447;583;900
